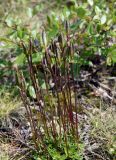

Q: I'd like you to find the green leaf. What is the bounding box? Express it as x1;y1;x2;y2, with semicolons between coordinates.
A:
107;47;116;65
109;148;115;155
17;29;25;39
63;8;70;18
42;31;47;47
27;7;33;18
33;4;43;15
41;82;46;90
14;53;26;66
95;6;101;15
101;15;107;24
107;56;112;66
70;20;82;31
76;7;86;18
28;86;36;99
32;52;43;63
111;49;116;63
87;0;94;6
87;23;94;35
47;16;51;26
0;59;8;67
5;18;13;27
48;27;59;39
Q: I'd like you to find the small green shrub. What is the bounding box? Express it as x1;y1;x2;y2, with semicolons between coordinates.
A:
14;27;81;158
33;137;84;160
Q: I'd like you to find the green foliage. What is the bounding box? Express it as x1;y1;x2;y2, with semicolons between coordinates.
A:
15;53;26;66
107;45;116;65
4;10;85;157
0;0;115;70
76;7;86;18
28;85;36;99
44;0;116;66
33;137;84;160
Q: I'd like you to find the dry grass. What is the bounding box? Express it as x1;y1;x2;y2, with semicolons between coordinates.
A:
88;106;116;158
0;93;26;160
0;92;25;134
0;93;21;119
0;143;10;160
